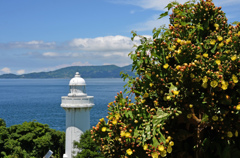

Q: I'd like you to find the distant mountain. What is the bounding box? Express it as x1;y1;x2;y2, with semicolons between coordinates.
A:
0;65;134;79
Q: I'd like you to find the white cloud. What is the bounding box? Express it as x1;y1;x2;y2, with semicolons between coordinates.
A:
17;69;25;75
0;40;56;49
43;52;59;57
42;52;82;58
110;0;189;11
69;35;136;51
1;67;11;74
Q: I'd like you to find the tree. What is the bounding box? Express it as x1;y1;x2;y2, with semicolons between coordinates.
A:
92;0;240;157
74;130;104;158
0;120;65;158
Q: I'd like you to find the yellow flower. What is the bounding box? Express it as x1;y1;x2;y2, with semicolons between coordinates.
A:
236;104;240;110
217;36;223;41
186;40;191;44
180;40;186;45
218;42;224;48
187;114;192;118
163;63;169;69
212;115;218;121
167;146;172;153
125;132;131;138
176;49;181;54
226;37;231;44
112;119;117;125
215;60;221;65
172;45;176;50
196;54;201;59
149;83;154;87
190;73;195;78
232;74;238;83
151;152;159;158
115;113;120;120
143;144;148;150
202;82;207;88
210;80;218;88
126;148;133;155
225;50;230;54
160;150;167;157
143;92;149;98
99;118;105;122
158;145;164;151
203;53;208;58
173;90;180;95
210;39;216;45
214;23;219;29
221;83;228;90
235;130;238;137
176;65;181;70
167;136;172;140
120;131;125;137
202;76;208;83
129;103;134;106
227;131;233;138
166;95;171;100
177;38;182;43
168;46;173;51
169;141;174;146
231;55;237;61
102;127;107;132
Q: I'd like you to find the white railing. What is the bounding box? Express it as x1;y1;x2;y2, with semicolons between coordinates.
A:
61;96;94;108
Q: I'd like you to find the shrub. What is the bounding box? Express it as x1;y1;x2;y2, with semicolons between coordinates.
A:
0;120;65;158
74;130;104;158
92;0;240;157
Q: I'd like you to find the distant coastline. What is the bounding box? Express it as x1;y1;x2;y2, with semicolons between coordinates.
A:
0;64;134;79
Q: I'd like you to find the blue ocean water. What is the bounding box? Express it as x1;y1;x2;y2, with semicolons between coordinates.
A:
0;78;126;131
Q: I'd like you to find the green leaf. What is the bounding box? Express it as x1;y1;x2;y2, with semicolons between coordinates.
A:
152;136;160;148
158;11;168;19
164;1;179;10
231;21;240;25
201;113;209;123
211;43;218;54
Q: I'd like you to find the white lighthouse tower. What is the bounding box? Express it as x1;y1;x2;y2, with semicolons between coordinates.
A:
61;72;94;158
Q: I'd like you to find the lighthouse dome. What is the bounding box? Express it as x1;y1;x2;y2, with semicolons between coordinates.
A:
68;72;87;97
69;72;86;86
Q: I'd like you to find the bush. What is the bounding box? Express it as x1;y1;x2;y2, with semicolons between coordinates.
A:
0;120;65;158
74;130;104;158
92;0;240;157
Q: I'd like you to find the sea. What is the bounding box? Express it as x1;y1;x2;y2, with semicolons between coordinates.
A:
0;78;127;131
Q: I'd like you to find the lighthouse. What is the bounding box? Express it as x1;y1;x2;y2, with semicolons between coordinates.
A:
61;72;94;158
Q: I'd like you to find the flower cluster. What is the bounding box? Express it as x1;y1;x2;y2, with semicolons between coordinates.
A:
92;0;240;157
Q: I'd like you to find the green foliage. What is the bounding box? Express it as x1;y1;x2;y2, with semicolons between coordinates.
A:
0;120;65;158
74;130;104;158
92;0;240;157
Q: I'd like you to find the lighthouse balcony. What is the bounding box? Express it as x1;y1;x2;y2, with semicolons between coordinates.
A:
61;96;94;108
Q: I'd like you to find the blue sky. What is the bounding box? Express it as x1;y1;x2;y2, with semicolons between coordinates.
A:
0;0;240;75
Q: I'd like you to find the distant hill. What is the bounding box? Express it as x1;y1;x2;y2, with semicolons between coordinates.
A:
0;65;134;79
